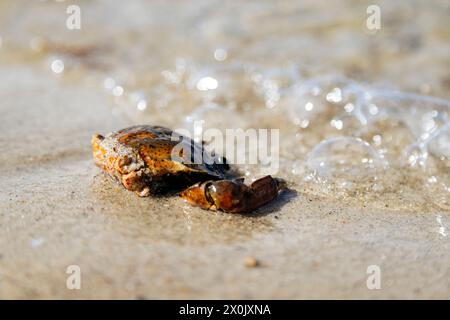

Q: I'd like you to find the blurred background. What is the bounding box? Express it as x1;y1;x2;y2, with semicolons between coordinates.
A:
1;0;449;95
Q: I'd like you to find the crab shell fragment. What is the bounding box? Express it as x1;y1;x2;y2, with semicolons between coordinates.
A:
92;125;229;196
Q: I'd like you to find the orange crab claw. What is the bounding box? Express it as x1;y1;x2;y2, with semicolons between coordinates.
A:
180;175;286;213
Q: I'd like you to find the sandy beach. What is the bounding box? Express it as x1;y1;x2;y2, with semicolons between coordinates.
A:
0;0;449;299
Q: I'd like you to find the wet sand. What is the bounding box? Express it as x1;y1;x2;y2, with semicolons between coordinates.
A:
0;0;449;299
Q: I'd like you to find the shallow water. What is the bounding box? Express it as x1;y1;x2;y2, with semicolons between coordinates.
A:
1;0;449;211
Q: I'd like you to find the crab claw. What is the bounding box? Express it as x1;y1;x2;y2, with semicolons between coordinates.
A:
180;175;286;213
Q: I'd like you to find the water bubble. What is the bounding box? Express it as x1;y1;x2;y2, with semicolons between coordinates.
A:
291;160;305;175
405;143;428;168
214;48;228;61
196;76;218;91
135;100;146;111
344;103;355;113
188;64;260;108
127;91;150;113
428;176;437;184
112;85;124;97
368;103;379;115
298;119;310;128
283;76;366;131
330;119;343;130
427;125;450;161
326;87;342;103
103;77;116;90
50;59;64;74
262;80;280;109
161;58;193;86
362;91;450;142
304;102;314;111
306;136;387;181
372;134;382;145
